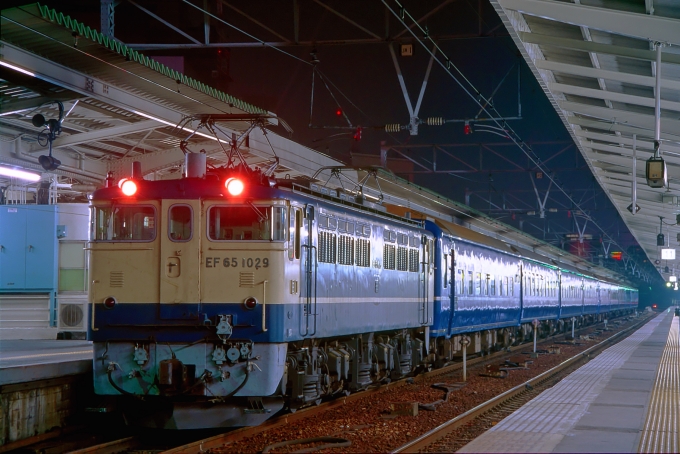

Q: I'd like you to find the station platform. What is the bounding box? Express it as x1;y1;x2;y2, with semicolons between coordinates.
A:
0;339;92;385
0;340;93;447
458;310;679;453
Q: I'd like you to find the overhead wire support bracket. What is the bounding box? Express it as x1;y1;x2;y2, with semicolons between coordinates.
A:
383;0;641;273
387;42;437;135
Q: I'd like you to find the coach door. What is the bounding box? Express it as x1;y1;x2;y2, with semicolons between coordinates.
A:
445;239;455;336
419;236;431;325
159;200;201;319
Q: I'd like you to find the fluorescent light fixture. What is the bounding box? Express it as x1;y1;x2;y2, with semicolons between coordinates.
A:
0;60;35;77
0;166;41;182
0;107;34;117
132;110;230;144
661;248;676;260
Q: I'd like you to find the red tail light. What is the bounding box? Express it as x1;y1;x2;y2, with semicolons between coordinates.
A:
225;177;244;196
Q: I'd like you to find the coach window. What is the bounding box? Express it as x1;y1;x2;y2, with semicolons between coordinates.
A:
457;269;464;295
475;272;481;296
168;204;192;242
468;271;473;295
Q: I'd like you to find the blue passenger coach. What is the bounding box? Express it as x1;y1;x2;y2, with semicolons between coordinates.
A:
426;218;638;359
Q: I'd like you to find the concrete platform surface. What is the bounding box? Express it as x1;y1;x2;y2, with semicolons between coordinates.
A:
458;311;679;453
0;339;92;385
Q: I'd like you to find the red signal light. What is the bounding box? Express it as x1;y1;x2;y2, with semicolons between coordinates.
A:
464;121;472;135
353;126;362;141
335;108;342;116
225;177;244;196
611;251;623;261
120;179;137;196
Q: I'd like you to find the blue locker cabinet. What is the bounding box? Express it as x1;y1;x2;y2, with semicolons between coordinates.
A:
0;205;58;291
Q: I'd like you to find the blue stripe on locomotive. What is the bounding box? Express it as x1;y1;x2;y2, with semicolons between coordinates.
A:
89;299;428;344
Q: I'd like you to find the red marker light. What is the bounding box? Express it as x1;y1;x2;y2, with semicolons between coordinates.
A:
243;297;258;310
103;296;117;309
121;179;137;196
225;177;244;196
335;108;342;116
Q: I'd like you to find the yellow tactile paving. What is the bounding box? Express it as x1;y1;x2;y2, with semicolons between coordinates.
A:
638;315;679;453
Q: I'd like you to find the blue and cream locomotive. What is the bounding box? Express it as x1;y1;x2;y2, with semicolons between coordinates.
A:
87;155;637;429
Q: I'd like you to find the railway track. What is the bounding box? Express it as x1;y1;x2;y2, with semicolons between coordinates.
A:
11;314;649;454
160;315;650;454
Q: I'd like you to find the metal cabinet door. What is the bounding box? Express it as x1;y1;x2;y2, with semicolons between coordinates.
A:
24;206;57;289
0;206;27;289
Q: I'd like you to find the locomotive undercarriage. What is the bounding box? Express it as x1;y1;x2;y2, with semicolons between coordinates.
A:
284;329;425;411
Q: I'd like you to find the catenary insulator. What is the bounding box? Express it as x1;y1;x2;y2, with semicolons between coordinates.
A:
385;124;401;133
427;117;443;126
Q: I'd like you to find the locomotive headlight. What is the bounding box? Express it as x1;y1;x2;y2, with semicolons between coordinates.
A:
225;177;244;196
120;179;138;196
103;296;117;309
243;296;258;310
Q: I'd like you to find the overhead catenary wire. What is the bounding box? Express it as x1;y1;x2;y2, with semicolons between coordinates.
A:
381;0;646;276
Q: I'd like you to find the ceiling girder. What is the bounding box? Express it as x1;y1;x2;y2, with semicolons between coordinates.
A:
27;119;160;153
499;0;680;45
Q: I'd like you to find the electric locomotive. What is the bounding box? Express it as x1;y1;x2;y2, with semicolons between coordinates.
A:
88;154;638;429
88;154;434;429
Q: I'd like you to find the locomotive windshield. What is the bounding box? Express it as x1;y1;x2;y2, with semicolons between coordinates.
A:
91;205;156;241
208;205;286;241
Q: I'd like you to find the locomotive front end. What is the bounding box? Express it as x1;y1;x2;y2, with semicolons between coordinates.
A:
88;160;294;428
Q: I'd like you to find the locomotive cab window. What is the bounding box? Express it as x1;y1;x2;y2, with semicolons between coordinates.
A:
168;204;192;242
91;205;156;242
208;205;286;241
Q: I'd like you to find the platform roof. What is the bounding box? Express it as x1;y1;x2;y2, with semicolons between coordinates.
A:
490;0;680;281
0;3;343;185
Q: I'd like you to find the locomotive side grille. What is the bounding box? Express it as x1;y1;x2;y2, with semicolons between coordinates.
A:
319;231;337;263
397;247;408;271
109;271;124;287
356;239;371;267
239;272;255;287
338;235;355;265
383;245;396;270
408;249;419;272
